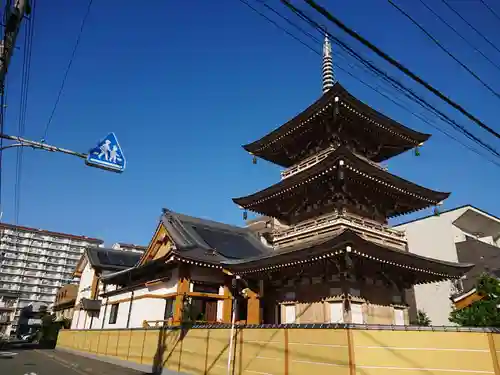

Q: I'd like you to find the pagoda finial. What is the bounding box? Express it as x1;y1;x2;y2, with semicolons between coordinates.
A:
322;32;335;94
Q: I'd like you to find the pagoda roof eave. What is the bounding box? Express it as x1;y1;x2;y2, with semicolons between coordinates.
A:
222;230;474;283
119;231;473;285
232;146;450;217
243;82;431;166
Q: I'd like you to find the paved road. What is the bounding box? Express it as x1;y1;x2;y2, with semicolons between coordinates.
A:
0;349;150;375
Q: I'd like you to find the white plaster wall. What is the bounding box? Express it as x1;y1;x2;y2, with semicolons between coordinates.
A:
71;309;93;330
96;275;179;329
129;298;166;328
75;262;95;306
90;311;102;329
71;310;81;329
217;300;224;321
128;279;178;327
70;261;98;330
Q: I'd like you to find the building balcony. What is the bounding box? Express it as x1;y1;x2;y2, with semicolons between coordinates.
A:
0;302;16;311
273;210;407;250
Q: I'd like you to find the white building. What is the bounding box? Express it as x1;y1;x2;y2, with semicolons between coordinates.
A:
0;223;103;333
111;242;146;253
395;205;500;326
71;247;142;330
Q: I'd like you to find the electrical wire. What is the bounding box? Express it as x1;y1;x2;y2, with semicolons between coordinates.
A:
13;0;36;248
292;0;500;141
42;0;93;141
237;0;500;169
282;0;500;161
416;0;500;73
0;0;11;223
440;0;500;57
480;0;500;24
387;0;500;101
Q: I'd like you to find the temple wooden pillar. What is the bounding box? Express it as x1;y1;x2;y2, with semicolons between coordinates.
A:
246;289;260;324
173;264;190;324
222;277;233;323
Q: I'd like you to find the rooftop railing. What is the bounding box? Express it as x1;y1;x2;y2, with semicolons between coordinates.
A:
273;210;406;250
280;145;387;180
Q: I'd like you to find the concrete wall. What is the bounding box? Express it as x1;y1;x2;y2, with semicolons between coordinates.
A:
57;326;500;375
396;209;466;326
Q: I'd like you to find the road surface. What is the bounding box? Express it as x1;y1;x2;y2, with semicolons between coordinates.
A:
0;348;150;375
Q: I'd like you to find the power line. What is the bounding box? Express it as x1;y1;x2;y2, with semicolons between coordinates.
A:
440;0;500;57
416;0;500;73
237;0;500;169
254;0;322;44
42;0;93;141
14;0;36;228
283;0;500;160
0;0;10;221
388;0;500;102
480;0;500;24
291;0;500;141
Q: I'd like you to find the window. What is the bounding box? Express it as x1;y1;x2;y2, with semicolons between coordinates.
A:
394;309;405;325
350;303;364;324
329;302;344;323
284;304;296;324
109;304;119;324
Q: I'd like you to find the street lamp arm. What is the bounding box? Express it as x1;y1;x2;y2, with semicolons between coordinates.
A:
0;134;87;159
0;143;51;152
0;143;24;151
0;132;126;173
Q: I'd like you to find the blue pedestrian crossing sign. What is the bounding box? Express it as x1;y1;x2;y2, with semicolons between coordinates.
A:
86;133;126;173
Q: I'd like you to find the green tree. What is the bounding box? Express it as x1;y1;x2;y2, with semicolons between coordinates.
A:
411;310;431;326
449;273;500;327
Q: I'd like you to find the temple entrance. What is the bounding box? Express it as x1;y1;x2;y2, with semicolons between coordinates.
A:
190;298;218;323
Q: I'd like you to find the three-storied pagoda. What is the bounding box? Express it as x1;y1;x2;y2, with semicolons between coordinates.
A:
96;36;473;328
230;35;473;325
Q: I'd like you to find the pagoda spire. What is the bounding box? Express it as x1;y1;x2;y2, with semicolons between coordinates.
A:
322;33;335;93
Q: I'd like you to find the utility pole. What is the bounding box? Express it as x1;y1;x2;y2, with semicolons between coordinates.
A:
0;0;30;89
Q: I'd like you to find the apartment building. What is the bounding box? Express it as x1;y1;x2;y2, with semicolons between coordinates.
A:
395;205;500;326
0;223;103;333
0;289;18;336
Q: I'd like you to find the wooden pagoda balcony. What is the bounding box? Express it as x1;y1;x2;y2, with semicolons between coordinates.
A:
281;145;387;180
273;210;406;250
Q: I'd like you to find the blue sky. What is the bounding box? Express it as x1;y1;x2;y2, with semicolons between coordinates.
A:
1;0;500;246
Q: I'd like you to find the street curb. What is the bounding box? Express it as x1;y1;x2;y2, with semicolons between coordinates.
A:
55;347;190;375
